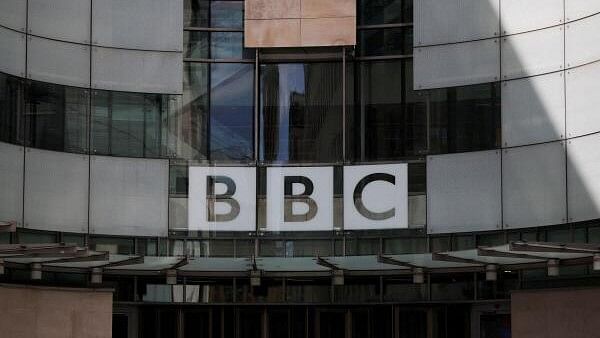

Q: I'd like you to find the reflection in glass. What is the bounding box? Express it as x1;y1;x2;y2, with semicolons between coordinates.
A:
25;81;89;153
211;32;252;59
92;91;170;158
358;0;412;25
260;63;343;163
172;63;209;160
0;73;24;144
428;82;501;154
184;31;209;58
210;63;254;161
184;31;251;59
351;60;427;161
184;0;209;27
359;27;412;56
211;1;243;28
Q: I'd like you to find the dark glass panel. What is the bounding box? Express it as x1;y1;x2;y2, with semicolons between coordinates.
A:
383;237;426;254
358;27;412;56
183;310;210;338
91;91;169;158
169;164;189;195
211;1;243;28
172;63;209;160
112;314;128;338
271;310;294;337
25;81;88;153
318;311;345;338
397;308;427;338
285;239;332;257
260;63;343;163
184;0;210;27
428;82;501;154
17;229;57;244
210;63;254;161
334;277;380;302
185;279;234;302
184;31;209;58
286;278;331;302
359;0;404;25
238;309;263;338
351;60;427;161
0;73;24;144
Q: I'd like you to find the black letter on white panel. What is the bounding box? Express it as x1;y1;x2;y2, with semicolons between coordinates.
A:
206;176;240;222
353;173;395;220
284;176;318;222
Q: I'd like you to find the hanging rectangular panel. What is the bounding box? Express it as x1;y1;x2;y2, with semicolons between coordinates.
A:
502;71;565;147
567;133;600;223
28;0;91;44
565;13;600;68
24;148;89;233
169;197;188;231
427;150;502;234
27;36;90;88
414;39;500;89
188;167;256;232
566;1;600;22
0;27;26;78
500;0;563;35
414;0;500;46
89;156;168;236
0;142;23;226
343;164;408;230
501;26;564;80
266;166;333;232
91;47;182;94
0;0;26;32
502;142;566;229
92;0;182;51
566;61;600;138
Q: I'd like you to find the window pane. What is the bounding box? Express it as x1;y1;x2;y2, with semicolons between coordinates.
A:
92;91;171;158
0;73;24;144
184;31;209;58
211;32;251;59
211;1;243;28
184;0;210;27
428;82;501;154
26;81;88;153
170;63;209;160
358;27;412;56
351;60;427;161
358;0;411;25
210;63;254;161
260;63;343;163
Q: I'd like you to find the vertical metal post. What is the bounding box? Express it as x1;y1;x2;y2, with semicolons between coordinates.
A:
342;47;346;163
254;48;260;163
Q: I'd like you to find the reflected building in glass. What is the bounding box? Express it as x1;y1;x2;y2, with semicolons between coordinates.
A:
1;0;600;338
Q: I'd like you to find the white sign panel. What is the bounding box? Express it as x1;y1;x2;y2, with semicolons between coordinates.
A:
188;167;256;231
343;164;408;230
266;166;334;232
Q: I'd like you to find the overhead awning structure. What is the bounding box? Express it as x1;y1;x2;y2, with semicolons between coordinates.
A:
2;241;600;281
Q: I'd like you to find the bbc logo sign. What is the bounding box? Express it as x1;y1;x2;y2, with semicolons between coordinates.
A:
188;164;407;231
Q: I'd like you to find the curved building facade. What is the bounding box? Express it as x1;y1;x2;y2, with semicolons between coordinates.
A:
1;1;600;337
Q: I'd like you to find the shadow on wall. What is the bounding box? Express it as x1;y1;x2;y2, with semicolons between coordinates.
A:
417;0;600;232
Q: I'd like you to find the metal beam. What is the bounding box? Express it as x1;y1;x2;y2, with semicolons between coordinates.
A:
510;241;600;254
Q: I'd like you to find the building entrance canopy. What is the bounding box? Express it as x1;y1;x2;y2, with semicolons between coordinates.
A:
2;241;598;280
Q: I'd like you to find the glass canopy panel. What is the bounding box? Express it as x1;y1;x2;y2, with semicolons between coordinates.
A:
109;256;184;271
255;257;330;272
323;255;410;271
178;257;251;272
385;253;481;269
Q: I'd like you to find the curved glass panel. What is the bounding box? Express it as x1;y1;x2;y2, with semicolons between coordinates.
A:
259;62;343;164
0;73;24;145
91;91;172;158
25;80;89;153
